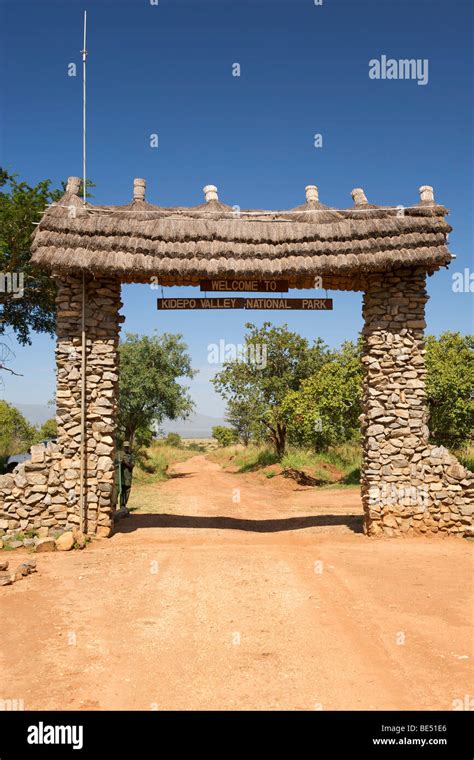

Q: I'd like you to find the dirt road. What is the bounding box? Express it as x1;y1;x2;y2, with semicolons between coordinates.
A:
1;455;472;710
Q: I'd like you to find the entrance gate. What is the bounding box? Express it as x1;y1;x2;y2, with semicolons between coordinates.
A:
0;178;472;538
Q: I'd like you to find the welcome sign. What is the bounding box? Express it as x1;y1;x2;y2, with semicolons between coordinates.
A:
199;279;289;292
157;298;333;310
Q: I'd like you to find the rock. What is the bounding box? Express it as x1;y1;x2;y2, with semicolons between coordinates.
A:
55;531;74;551
430;446;448;459
13;563;31;580
0;572;12;586
97;456;113;472
0;560;9;571
96;525;112;538
26;493;44;505
23;538;35;547
37;527;49;538
34;537;56;553
30;444;45;463
25;473;48;486
95;442;114;456
7;540;24;550
447;463;466;480
24;462;46;472
367;425;384;437
387;438;403;448
72;528;87;548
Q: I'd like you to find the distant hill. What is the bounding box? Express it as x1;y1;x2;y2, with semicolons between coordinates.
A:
15;404;224;439
160;413;225;439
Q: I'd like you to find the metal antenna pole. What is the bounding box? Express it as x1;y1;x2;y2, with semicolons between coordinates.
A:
81;10;87;203
79;10;88;533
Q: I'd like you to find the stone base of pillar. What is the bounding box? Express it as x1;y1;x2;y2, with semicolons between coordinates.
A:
0;441;113;538
362;444;474;538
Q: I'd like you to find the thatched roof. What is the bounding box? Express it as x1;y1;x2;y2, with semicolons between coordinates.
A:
31;178;453;289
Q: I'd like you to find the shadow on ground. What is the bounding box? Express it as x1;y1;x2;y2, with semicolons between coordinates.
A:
115;513;364;534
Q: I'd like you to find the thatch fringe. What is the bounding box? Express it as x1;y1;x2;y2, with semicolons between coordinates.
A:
32;229;448;260
33;212;450;245
33;244;450;277
31;190;453;279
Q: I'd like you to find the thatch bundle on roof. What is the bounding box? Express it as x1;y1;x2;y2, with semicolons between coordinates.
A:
31;179;453;289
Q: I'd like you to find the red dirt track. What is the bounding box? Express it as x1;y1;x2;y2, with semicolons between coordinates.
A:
1;455;472;710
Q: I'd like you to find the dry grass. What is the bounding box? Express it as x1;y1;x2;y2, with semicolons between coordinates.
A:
181;438;218;452
127;442;199;512
456;442;474;473
208;443;361;487
127;481;179;513
132;442;197;485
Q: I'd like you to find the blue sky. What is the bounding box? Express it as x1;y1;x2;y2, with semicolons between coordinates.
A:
0;0;472;418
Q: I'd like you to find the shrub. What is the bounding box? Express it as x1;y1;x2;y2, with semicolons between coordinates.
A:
188;442;205;452
212;426;238;447
165;432;182;447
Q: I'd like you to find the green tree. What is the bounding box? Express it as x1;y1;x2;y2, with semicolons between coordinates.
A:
0;400;37;456
225;397;256;446
118;333;196;447
283;341;363;450
212;323;329;457
38;417;57;440
212;425;238;447
425;332;474;448
0;170;94;346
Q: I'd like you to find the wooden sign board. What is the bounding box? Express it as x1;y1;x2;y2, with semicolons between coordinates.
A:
158;298;242;310
157;298;333;310
199;279;289;293
243;298;332;310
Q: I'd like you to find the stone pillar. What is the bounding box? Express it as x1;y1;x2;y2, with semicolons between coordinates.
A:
361;268;473;537
55;274;122;536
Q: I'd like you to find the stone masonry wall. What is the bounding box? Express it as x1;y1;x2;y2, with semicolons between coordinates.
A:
361;268;474;537
0;275;122;539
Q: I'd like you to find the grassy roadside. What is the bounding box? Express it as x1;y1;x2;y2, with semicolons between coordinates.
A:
208;442;361;488
132;441;199;485
456;443;474;472
127;440;201;512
